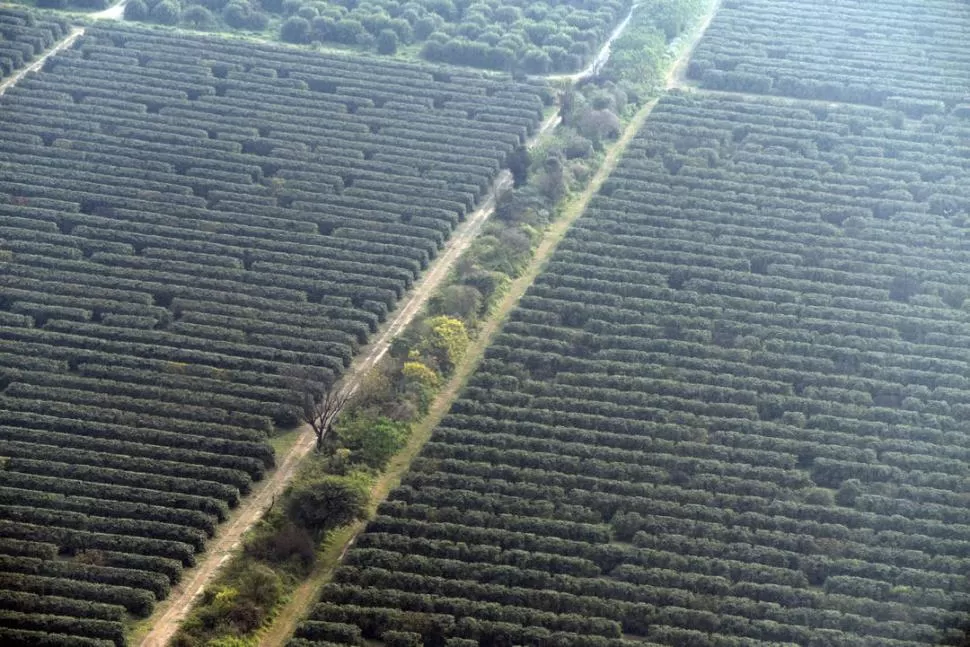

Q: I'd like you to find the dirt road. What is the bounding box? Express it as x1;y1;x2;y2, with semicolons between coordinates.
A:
138;109;559;647
92;0;130;20
0;26;84;97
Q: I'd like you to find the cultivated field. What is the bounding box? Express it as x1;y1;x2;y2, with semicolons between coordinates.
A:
4;0;970;643
688;0;970;111
0;23;545;645
289;0;970;642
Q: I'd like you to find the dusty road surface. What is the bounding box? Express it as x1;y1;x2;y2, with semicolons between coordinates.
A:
92;0;130;20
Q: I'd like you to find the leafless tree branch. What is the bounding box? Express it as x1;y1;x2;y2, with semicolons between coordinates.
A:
301;378;352;452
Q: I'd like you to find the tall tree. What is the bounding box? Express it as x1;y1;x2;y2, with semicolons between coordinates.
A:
300;377;352;452
508;145;530;188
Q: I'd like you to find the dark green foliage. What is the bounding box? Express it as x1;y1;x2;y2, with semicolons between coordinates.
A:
508;145;530;188
0;572;155;617
280;16;311;43
336;416;411;469
287;477;368;537
124;0;149;20
181;5;215;27
383;631;422;647
244;519;317;572
0;590;125;622
376;29;398;55
142;0;631;74
428;285;483;323
295;620;363;644
149;0;181;24
221;1;269;29
0;24;544;640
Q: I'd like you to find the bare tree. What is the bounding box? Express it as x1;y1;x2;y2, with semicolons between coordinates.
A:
301;378;353;453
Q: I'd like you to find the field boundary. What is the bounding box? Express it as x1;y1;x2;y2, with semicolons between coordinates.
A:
259;84;662;647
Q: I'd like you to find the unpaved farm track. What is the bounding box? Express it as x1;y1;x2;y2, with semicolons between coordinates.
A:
667;0;721;91
0;26;84;96
138;110;559;647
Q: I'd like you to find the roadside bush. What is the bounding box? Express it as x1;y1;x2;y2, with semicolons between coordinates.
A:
149;0;180;24
336;416;411;470
287;477;368;539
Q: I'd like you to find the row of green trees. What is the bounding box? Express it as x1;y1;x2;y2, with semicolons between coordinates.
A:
127;0;633;74
688;0;969;109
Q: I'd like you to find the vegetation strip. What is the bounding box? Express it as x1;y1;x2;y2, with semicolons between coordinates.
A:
157;2;719;643
138;105;560;646
259;57;667;647
255;2;715;645
117;0;633;75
